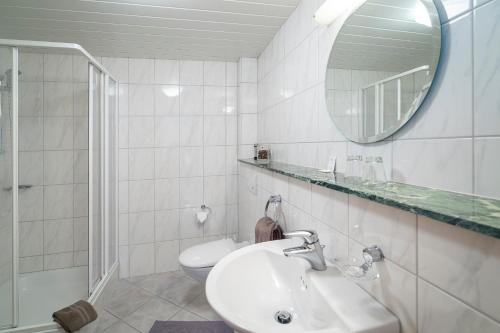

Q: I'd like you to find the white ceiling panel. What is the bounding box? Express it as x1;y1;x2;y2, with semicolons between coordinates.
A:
0;0;300;60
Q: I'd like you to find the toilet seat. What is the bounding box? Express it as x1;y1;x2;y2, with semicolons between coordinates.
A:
179;239;239;269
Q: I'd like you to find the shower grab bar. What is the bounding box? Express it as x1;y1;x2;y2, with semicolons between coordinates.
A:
3;184;32;191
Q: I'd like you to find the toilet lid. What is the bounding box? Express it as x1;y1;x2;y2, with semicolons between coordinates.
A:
179;239;237;268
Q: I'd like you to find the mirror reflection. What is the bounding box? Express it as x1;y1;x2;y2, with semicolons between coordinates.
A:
326;0;441;143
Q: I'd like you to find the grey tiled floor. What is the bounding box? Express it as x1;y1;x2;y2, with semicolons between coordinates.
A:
82;271;221;333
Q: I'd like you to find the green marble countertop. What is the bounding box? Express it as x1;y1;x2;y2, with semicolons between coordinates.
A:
239;159;500;239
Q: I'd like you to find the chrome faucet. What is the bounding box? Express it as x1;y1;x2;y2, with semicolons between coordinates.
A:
283;230;327;271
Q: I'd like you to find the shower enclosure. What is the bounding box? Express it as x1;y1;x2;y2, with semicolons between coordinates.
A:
0;39;119;332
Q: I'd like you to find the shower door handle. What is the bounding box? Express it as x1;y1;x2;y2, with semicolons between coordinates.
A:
3;184;33;191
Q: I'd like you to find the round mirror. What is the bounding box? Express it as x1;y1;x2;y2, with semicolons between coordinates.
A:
325;0;441;143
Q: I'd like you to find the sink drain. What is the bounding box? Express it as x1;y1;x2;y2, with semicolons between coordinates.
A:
274;311;292;324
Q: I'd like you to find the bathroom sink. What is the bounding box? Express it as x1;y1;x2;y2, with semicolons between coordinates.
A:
206;239;399;333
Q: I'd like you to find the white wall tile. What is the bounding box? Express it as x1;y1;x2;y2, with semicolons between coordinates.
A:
129;58;154;84
155;116;180;147
155;147;180;179
204;116;226;146
204;176;226;206
238;58;258;83
180;60;203;85
179;147;203;177
129;211;155;244
392;139;473;193
155;178;180;210
180;86;203;115
129;85;154;116
129;117;155;148
44;219;74;254
204;86;226;115
418;278;500;333
474;137;500;198
226;62;238;87
204;146;226;176
179;177;203;208
155;59;179;85
440;0;473;21
311;185;348;234
129;180;155;212
44;54;72;82
155;85;180;116
102;57;129;83
19;82;43;117
44;185;73;219
44;117;74;150
418;216;500;322
155;209;179;241
155;240;179;273
44;150;74;185
473;0;500;136
19;221;44;257
180;116;203;147
349;196;417;273
204;61;226;86
129;148;155;180
129;243;155;276
19;53;43;82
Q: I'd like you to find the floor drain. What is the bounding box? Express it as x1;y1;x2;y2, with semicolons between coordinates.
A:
274;311;292;324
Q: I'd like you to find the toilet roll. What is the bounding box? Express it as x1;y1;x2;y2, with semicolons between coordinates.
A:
197;210;209;224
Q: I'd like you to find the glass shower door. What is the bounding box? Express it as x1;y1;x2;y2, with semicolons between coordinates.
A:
0;46;17;329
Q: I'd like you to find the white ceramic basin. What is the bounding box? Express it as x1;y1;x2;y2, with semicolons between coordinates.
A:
206;239;399;333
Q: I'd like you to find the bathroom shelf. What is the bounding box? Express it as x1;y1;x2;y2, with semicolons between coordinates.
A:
239;159;500;239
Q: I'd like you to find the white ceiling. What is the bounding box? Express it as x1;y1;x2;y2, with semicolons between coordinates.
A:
0;0;300;60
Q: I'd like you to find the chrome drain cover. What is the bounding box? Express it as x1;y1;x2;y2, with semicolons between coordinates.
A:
274;311;292;324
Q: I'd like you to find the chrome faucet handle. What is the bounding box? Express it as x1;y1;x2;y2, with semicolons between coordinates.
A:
283;230;319;244
363;245;384;263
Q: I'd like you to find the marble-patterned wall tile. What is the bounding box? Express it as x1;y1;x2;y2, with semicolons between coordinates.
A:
474;137;500;198
349;196;417;273
44;150;74;185
155;240;180;273
155;85;180;116
311;184;348;234
44;219;74;254
129;244;155;276
473;0;500;136
128;148;154;181
44;82;74;117
155;209;179;242
154;59;179;85
204;61;226;86
129;211;155;245
351;240;417;333
129;58;154;84
155;179;180;210
128;180;155;213
19;82;43;117
129;85;154;116
418;216;500;322
44;252;74;270
392;139;473;193
418;279;500;333
44;54;72;82
180;61;204;86
19;221;44;257
44;184;74;219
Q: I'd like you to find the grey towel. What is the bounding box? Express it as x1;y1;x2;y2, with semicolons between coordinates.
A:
149;321;233;333
52;300;97;332
255;216;284;243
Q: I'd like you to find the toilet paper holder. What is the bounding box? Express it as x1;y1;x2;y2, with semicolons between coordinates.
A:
197;204;212;224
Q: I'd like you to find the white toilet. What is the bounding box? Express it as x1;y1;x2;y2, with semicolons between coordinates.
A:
179;238;249;283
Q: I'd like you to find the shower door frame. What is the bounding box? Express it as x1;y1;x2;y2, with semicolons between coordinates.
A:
0;39;119;333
